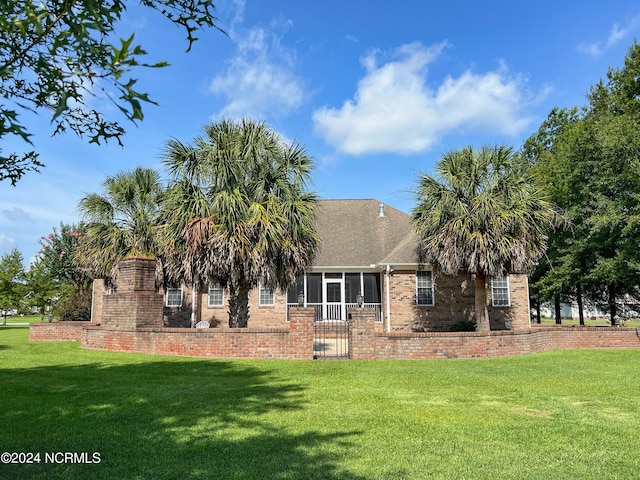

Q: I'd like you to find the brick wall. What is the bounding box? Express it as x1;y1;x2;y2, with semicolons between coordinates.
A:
103;265;529;333
29;322;89;342
82;326;295;358
388;270;529;332
91;279;105;323
80;302;315;359
488;273;530;330
30;320;640;360
195;286;289;329
371;327;640;359
288;307;315;359
349;309;376;359
101;258;164;330
348;309;640;359
162;284;290;329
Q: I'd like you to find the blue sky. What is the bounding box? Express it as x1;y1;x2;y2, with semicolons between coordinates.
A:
2;0;640;263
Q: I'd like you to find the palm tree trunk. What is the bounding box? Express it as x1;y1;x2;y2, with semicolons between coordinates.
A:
228;278;251;328
474;269;490;332
554;295;562;324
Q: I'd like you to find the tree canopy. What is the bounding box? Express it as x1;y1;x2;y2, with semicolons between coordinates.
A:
75;166;164;279
523;41;640;323
412;145;557;331
161;118;319;327
0;248;26;323
0;0;222;185
36;222;93;320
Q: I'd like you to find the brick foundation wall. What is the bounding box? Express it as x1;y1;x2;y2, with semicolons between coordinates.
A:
29;322;89;342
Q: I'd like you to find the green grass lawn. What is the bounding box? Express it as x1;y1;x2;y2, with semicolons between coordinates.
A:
1;326;639;479
2;315;47;324
534;316;640;327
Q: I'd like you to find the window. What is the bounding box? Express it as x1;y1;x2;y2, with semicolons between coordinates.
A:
166;287;182;307
208;283;224;307
259;284;274;306
491;275;510;307
416;271;434;306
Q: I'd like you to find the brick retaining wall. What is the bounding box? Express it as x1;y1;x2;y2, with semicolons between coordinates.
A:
29;322;89;342
373;327;640;359
82;326;294;359
29;314;640;360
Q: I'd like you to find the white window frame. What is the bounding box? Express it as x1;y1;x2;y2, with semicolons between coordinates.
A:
166;287;183;307
416;270;434;306
491;275;511;307
259;284;275;306
207;283;224;307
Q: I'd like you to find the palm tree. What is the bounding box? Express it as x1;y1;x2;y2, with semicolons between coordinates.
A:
75;166;164;279
412;145;557;332
160;118;319;328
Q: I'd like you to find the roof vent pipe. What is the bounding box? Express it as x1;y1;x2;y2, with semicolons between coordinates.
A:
379;202;385;217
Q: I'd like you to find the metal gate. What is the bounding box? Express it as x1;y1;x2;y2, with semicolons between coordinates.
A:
313;319;349;359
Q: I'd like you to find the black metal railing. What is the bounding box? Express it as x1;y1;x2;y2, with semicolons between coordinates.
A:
313;319;349;359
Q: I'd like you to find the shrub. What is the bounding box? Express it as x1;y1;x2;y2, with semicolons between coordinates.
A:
449;320;476;332
55;287;91;321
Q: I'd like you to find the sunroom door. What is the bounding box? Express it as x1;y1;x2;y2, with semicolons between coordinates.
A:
324;276;344;320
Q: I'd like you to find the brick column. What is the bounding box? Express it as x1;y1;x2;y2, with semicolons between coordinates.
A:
101;257;164;330
288;307;315;359
91;278;106;323
509;274;530;330
349;308;376;360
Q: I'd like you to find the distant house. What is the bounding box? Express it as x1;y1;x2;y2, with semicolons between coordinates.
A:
91;199;530;331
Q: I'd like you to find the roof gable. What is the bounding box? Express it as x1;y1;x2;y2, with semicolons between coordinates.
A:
314;199;418;268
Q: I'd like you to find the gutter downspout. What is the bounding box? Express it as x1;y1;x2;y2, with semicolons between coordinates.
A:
90;280;95;323
525;275;531;328
385;264;392;332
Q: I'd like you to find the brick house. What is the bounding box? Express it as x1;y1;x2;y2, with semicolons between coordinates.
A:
91;199;531;331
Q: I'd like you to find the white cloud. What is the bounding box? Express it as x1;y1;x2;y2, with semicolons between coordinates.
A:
1;207;32;222
312;42;536;155
0;233;16;252
209;18;305;119
578;15;640;57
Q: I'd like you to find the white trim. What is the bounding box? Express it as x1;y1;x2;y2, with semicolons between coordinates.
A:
385;265;391;332
416;270;435;306
165;287;183;307
525;275;531;327
90;281;95;323
309;265;380;272
258;284;275;306
491;275;511;307
190;285;196;328
378;262;426;269
207;283;224;307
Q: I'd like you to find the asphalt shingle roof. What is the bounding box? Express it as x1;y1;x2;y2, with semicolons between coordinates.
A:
314;199;419;268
